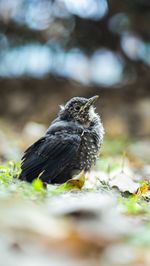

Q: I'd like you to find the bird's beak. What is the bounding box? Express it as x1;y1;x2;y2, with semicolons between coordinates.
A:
83;95;99;110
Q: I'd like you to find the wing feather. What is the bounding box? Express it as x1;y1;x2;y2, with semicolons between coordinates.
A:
20;133;81;183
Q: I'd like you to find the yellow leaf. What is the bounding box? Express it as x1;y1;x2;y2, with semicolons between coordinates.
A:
54;171;85;193
136;181;149;196
66;170;85;190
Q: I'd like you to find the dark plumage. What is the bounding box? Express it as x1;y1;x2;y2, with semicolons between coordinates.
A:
20;96;104;184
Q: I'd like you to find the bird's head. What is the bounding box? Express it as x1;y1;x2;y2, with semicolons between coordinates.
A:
59;96;99;126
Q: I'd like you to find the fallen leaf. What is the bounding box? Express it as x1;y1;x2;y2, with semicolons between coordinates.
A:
54;171;85;193
109;171;139;193
136;181;149;197
66;170;85;189
32;178;44;191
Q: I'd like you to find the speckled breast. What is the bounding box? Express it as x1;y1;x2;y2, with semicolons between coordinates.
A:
78;131;100;171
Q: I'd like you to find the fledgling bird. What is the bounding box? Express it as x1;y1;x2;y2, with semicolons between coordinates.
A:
20;96;104;184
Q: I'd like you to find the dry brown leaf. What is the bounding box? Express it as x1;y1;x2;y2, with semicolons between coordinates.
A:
109;171;139;193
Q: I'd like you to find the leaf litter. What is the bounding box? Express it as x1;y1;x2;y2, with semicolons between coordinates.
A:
0;138;150;266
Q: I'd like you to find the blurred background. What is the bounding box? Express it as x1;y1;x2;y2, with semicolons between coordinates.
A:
0;0;150;161
0;3;150;265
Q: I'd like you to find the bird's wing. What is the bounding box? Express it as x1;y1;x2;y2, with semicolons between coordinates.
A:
20;132;81;183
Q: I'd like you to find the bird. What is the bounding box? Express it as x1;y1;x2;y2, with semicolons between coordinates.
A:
19;96;104;184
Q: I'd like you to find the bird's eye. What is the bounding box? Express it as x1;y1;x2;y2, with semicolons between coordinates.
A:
75;105;80;111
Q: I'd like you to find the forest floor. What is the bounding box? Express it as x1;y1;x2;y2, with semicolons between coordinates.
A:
0;124;150;266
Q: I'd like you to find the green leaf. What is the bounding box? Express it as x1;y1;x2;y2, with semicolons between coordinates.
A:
32;178;44;191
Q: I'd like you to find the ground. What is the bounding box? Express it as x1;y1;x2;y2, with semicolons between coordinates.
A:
0;136;150;266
